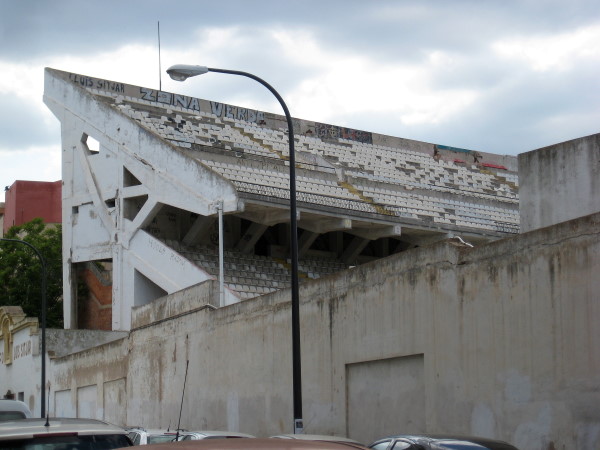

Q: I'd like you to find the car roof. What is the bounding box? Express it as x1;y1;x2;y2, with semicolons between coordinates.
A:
371;435;519;450
0;400;33;419
0;418;127;440
182;431;255;438
271;434;362;444
138;437;368;449
129;428;175;434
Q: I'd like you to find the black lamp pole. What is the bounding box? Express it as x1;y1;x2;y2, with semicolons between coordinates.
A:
0;238;47;418
166;65;303;433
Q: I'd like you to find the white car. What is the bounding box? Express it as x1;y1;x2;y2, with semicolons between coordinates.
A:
178;430;255;440
0;399;32;421
126;428;180;445
0;417;132;448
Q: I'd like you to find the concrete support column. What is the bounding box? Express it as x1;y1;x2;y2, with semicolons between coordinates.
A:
341;236;369;264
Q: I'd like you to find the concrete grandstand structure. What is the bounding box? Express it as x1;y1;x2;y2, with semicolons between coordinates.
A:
44;68;519;332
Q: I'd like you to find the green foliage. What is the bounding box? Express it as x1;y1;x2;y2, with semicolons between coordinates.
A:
0;218;63;328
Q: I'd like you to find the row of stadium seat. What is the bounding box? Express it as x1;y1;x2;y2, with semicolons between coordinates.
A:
110;94;519;233
162;240;350;300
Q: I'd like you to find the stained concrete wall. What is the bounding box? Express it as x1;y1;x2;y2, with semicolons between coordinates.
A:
46;329;127;358
47;211;600;449
519;133;600;232
0;309;41;414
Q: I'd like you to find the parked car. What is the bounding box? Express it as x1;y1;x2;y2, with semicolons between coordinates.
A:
368;434;520;450
178;431;255;440
0;417;132;448
0;399;32;421
126;427;180;445
124;437;369;449
271;434;363;445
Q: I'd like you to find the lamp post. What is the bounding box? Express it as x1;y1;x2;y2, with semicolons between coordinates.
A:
166;64;303;433
0;238;47;418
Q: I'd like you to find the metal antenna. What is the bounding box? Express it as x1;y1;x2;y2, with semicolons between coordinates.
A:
158;21;162;91
176;360;189;441
44;382;50;427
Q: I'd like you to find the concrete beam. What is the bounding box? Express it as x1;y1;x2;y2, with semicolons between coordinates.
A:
298;231;319;258
349;224;401;240
235;222;268;254
183;215;216;247
299;217;352;234
341;236;370;264
238;207;297;226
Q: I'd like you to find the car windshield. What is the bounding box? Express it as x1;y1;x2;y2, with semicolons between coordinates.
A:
147;435;178;444
0;434;131;449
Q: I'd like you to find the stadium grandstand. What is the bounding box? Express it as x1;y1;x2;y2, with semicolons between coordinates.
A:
44;68;519;331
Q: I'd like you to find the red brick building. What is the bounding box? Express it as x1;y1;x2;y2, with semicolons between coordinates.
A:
3;180;62;234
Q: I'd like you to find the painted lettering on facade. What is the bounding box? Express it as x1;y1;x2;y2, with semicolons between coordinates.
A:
315;123;372;144
67;71;266;125
12;340;32;361
209;102;265;124
140;88;201;111
68;73;125;94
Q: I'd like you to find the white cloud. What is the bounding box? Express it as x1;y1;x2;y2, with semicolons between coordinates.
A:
0;145;61;202
492;23;600;71
0;45;166;132
0;25;480;149
272;29;478;126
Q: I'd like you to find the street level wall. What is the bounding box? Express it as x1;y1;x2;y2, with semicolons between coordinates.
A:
519;133;600;232
47;212;600;449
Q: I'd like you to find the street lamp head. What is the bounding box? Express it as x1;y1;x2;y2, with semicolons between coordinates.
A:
166;64;209;81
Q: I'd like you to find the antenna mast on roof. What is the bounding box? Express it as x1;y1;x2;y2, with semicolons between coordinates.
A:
158;21;162;91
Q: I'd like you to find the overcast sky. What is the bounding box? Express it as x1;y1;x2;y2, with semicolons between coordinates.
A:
1;0;599;202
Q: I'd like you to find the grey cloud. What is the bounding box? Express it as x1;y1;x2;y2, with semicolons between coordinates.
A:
2;0;598;72
424;66;600;155
0;0;363;60
0;93;58;149
1;0;598;159
310;1;600;67
334;58;600;157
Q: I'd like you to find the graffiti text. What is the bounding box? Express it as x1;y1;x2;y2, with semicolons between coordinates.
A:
140;88;201;111
315;123;372;144
12;340;32;361
69;73;124;93
209;102;265;124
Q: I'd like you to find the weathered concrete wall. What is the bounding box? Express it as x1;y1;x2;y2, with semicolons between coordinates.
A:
47;212;600;449
0;307;41;414
519;133;600;232
46;329;127;358
49;334;129;420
